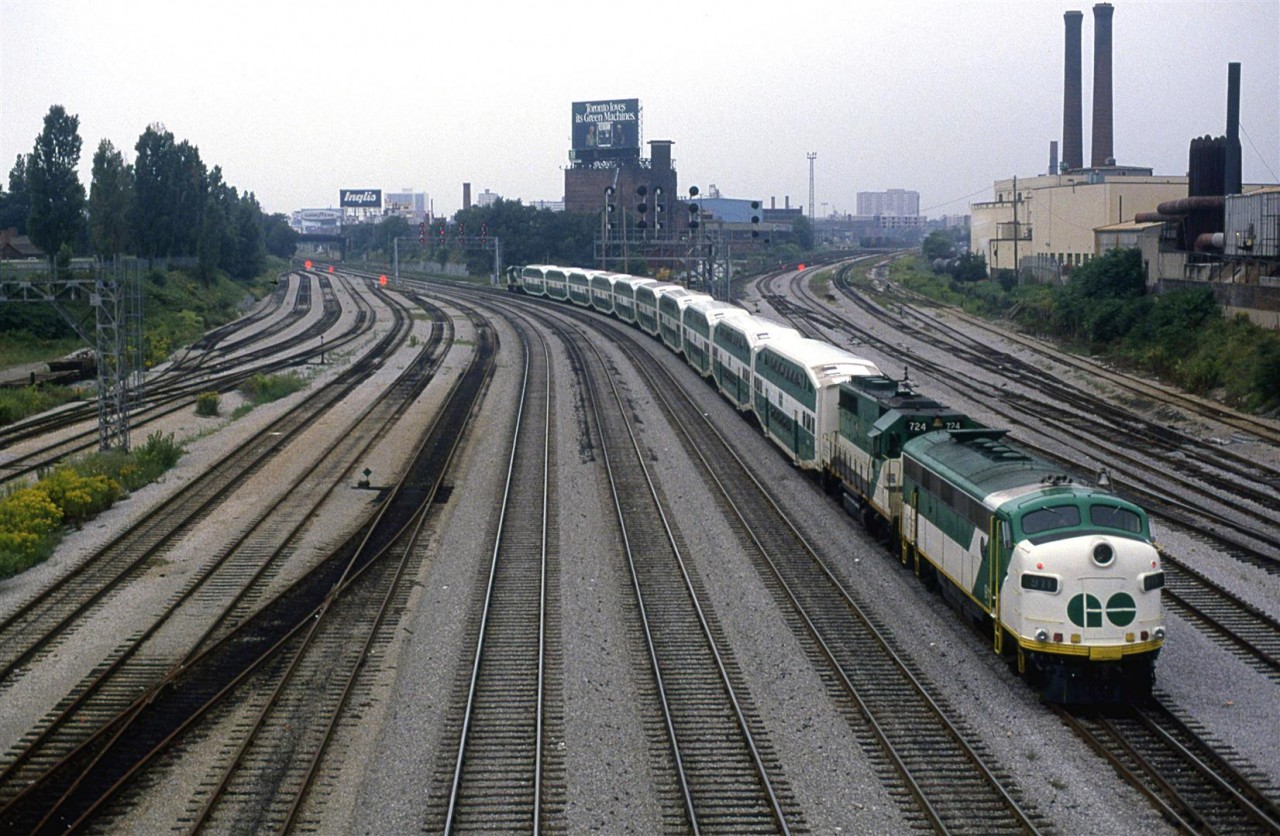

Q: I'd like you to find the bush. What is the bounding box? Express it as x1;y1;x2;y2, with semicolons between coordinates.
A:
195;391;220;416
239;372;306;405
131;431;185;486
37;468;121;528
0;487;63;578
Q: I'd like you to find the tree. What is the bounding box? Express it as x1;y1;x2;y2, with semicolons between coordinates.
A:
230;192;266;279
375;214;412;256
263;213;298;259
950;252;988;283
0;155;31;233
133;124;206;258
791;214;814;250
922;229;954;261
26;105;86;257
89;139;133;257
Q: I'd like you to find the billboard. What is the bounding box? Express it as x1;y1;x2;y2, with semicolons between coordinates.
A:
340;189;382;208
571;99;640;153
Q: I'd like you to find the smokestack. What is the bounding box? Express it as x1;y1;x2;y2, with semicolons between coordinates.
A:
1226;62;1242;194
1062;10;1084;171
1091;3;1115;167
463;182;471;211
1050;140;1059;176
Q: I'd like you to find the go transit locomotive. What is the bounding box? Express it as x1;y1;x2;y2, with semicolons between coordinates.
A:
508;264;1164;702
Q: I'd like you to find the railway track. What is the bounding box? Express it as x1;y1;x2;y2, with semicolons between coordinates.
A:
576;314;799;834
0;272;369;489
432;313;567;832
0;295;454;821
0;282;410;687
0;303;497;832
1057;700;1280;833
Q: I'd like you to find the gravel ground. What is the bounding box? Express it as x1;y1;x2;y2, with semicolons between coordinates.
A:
5;269;1276;832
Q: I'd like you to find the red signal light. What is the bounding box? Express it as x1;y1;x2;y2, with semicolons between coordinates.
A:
797;263;806;270
304;260;312;269
379;274;387;286
328;265;334;273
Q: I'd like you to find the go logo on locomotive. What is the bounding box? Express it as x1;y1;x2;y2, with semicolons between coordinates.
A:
1067;592;1138;628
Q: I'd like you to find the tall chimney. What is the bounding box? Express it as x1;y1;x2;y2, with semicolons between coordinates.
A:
1225;62;1242;194
463;182;472;211
1050;140;1060;176
1062;10;1084;171
1091;3;1115;167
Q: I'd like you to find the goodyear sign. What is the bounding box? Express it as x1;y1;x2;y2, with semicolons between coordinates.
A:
340;189;382;208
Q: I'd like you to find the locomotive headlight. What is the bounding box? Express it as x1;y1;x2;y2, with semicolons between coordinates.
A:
1034;629;1049;643
1091;541;1115;567
1153;626;1166;640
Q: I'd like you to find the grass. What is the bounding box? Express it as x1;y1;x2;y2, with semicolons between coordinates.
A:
0;385;83;427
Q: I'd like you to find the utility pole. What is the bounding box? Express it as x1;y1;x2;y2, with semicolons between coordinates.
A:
807;152;817;222
1012;174;1019;282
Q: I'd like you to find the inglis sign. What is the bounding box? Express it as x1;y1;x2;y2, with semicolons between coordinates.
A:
340;189;382;208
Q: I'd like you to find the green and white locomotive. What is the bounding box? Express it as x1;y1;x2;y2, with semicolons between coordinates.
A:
898;427;1163;702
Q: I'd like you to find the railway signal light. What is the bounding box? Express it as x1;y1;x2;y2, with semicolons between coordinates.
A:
379;274;387;286
654;187;665;230
751;200;761;238
419;221;426;244
304;260;312;269
636;185;648;230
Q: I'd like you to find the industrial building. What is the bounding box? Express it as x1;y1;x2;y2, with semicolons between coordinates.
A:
970;1;1278;328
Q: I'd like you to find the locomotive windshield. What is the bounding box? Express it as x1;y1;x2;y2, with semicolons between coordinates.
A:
1015;498;1149;542
1089;504;1143;533
1020;504;1081;535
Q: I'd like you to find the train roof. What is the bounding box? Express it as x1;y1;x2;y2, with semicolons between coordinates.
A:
612;275;658;290
842;374;958;417
686;297;741;315
636;282;685;301
904;428;1100;509
759;335;881;380
716;313;799;343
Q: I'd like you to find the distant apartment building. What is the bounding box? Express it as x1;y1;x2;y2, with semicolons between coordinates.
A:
385;190;429;222
857;189;920;217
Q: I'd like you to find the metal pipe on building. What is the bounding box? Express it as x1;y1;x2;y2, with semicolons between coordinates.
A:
1157;195;1226;215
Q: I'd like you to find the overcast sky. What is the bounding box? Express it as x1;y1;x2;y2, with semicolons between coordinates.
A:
2;0;1276;219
